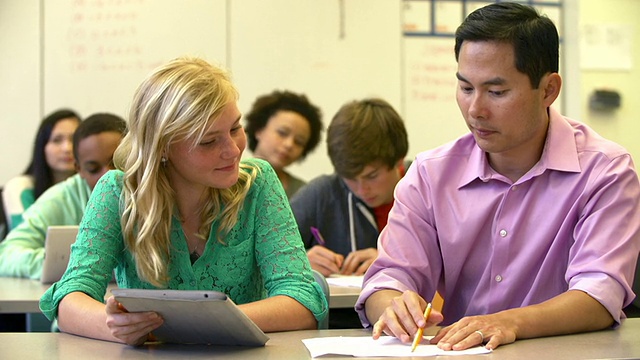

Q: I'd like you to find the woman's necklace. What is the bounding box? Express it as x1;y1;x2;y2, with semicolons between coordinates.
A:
180;224;202;265
189;239;200;264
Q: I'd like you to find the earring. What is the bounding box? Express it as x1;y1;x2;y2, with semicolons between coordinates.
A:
161;157;167;166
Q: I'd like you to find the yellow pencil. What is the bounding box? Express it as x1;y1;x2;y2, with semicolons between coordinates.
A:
411;302;432;352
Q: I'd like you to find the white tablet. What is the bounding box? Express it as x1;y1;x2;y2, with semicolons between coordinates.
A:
111;289;269;346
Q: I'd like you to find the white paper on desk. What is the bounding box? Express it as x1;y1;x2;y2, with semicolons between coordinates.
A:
326;275;364;288
302;335;491;357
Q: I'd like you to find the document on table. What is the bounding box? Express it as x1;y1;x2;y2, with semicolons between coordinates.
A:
302;335;491;357
326;275;364;288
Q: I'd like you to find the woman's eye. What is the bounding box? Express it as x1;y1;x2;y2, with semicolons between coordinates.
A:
50;136;64;144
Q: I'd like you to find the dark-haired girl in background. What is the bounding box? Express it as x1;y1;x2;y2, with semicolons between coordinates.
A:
3;109;81;230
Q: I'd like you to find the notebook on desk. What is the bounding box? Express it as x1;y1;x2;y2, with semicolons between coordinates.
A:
40;225;79;284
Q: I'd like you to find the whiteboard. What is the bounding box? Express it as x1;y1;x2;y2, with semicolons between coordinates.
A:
401;36;468;156
43;0;227;118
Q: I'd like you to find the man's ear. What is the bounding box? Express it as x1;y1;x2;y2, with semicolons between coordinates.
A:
542;72;562;107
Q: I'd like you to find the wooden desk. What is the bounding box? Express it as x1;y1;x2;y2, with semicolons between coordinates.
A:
0;277;359;314
2;318;640;359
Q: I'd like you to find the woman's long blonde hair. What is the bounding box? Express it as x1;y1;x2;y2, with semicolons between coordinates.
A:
113;57;258;287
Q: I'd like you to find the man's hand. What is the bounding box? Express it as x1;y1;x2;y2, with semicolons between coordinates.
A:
371;290;444;343
431;290;613;351
431;312;516;351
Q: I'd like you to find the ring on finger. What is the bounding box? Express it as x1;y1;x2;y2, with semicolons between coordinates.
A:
474;330;484;343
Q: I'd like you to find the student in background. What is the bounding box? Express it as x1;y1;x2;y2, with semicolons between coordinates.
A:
3;109;81;230
0;113;126;279
358;3;640;351
40;57;326;346
290;98;409;278
244;90;323;198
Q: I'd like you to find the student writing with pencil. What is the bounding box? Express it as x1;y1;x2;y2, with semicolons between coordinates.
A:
357;2;640;351
290;98;410;329
290;98;410;278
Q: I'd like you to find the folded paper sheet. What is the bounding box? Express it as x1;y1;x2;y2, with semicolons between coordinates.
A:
302;335;491;357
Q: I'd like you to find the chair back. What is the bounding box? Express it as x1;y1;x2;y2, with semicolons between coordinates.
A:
311;269;330;329
0;187;7;240
633;254;640;308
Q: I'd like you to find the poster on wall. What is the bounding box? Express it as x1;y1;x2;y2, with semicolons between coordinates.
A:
580;23;633;71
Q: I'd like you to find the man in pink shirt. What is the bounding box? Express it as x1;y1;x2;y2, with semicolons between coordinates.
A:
356;2;640;351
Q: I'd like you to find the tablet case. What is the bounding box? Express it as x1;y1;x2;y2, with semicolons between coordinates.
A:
111;289;269;346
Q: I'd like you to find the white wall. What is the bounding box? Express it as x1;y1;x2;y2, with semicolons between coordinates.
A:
578;0;640;164
0;0;41;184
0;0;400;185
230;0;401;180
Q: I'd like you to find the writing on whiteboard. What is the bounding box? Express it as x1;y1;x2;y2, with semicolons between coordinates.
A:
66;0;161;73
406;41;457;104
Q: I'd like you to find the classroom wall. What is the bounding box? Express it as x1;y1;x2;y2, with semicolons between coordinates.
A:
0;0;400;185
578;0;640;164
0;1;41;183
0;0;638;187
230;0;401;182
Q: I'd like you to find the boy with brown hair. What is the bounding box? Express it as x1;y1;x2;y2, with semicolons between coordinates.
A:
290;98;409;277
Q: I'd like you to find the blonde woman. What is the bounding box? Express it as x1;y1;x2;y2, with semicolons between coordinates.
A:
40;57;327;345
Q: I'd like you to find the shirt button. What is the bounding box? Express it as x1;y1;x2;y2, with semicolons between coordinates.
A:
499;229;507;237
495;275;503;282
511;186;517;191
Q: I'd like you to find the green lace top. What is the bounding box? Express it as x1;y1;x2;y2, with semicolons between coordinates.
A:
40;159;327;324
